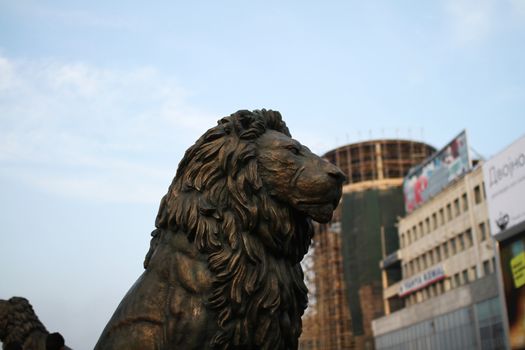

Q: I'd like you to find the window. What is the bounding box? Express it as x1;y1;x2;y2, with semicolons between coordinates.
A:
429;284;436;297
462;192;468;211
458;233;465;251
401;233;405;248
416;291;423;303
429;250;434;265
450;237;457;255
474;185;482;204
465;229;473;247
432;213;438;230
445;278;452;291
463;270;469;284
479;222;487;241
436;280;443;294
483;260;491;276
443;242;449;258
419;222;424;237
412;226;417;242
454;273;461;287
422;288;428;300
425;217;431;234
447;203;452;221
471;266;477;280
435;246;441;262
439;208;445;225
454;198;460;217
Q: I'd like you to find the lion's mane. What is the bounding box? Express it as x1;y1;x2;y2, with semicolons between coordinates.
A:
147;109;313;349
0;297;48;348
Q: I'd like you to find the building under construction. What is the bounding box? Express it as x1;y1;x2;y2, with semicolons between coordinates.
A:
299;139;435;350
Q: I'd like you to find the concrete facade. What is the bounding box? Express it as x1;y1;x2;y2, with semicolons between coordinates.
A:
396;164;495;308
374;164;507;349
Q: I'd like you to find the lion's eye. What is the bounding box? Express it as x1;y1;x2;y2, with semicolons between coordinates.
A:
287;145;301;155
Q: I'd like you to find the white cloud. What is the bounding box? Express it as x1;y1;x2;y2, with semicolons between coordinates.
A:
51;63;102;96
0;56;17;91
0;54;216;203
443;0;525;44
445;0;494;44
510;0;525;18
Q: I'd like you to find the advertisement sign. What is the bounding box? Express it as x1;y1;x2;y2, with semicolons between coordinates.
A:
499;230;525;349
399;265;446;297
482;134;525;236
403;131;471;213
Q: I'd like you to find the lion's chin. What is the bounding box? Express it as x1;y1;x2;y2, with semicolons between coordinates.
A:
299;203;335;223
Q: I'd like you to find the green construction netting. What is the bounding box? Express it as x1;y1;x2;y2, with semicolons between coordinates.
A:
340;186;404;335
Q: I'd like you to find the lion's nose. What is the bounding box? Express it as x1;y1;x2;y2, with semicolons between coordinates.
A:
325;162;347;184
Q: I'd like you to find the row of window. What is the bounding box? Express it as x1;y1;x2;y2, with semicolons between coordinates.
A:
400;183;485;248
404;228;470;277
402;221;490;278
405;259;495;307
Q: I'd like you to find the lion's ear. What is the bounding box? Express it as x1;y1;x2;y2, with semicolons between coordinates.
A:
237;112;254;130
259;109;291;137
233;111;255;136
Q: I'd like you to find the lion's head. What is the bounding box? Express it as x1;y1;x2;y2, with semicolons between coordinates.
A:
150;109;345;349
154;109;344;259
255;128;345;223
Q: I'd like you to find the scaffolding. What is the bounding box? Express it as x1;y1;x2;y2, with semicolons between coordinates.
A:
299;139;435;350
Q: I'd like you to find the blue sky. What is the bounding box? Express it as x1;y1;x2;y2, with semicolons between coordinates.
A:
1;1;524;348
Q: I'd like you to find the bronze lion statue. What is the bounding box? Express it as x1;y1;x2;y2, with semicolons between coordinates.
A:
0;297;48;350
94;109;345;350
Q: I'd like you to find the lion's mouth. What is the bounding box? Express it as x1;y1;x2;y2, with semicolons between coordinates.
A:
296;195;340;209
295;198;340;223
297;200;334;207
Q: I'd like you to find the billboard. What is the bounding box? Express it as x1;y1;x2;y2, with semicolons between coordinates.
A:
482;133;525;236
498;228;525;349
403;130;471;213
